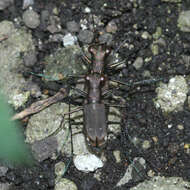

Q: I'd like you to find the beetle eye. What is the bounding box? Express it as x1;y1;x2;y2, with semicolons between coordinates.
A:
88;46;96;54
88;46;93;53
100;76;104;81
106;48;111;54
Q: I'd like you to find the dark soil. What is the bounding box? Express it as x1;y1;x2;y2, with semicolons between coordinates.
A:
1;0;190;189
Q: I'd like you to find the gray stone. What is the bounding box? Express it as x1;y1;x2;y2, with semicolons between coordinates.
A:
66;21;80;33
142;70;151;78
0;183;11;190
106;20;118;33
55;162;66;177
161;0;181;2
0;21;35;108
153;27;162;40
78;30;94;44
47;16;61;33
0;0;13;10
178;11;190;32
72;133;89;155
31;136;58;162
43;45;87;81
0;166;8;177
98;33;113;45
151;43;159;56
116;163;133;186
23;51;37;67
40;10;50;30
155;76;188;113
154;38;166;47
55;178;78;190
131;176;190;190
133;57;143;70
49;34;64;42
25;102;72;156
117;157;146;186
23;9;40;29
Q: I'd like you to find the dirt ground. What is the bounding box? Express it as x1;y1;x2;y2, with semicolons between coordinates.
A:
1;0;190;189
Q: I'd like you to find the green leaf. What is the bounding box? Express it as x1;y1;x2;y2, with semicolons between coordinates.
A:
0;95;34;166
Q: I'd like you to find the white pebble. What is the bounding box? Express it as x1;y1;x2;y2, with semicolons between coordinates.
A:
74;154;103;172
62;33;77;47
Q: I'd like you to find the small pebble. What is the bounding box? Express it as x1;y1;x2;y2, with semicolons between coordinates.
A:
74;154;103;172
155;76;188;113
131;176;190;190
23;9;40;29
84;7;91;13
78;30;94;44
141;31;151;39
0;166;8;177
151;43;159;55
152;136;158;143
66;21;80;33
177;124;184;130
133;57;143;70
0;183;11;190
184;144;190;149
0;0;13;10
187;96;190;110
23;51;37;67
147;169;155;178
178;10;190;32
131;136;140;146
25;81;41;98
47;16;61;33
63;33;77;46
142;70;151;78
22;0;34;9
55;162;66;177
162;0;181;2
113;150;121;163
40;10;50;30
98;33;113;45
153;26;162;40
55;178;78;190
142;140;151;150
72;133;89;155
49;34;64;42
154;38;166;47
106;20;118;33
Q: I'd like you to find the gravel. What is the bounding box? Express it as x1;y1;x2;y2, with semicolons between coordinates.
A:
0;0;13;10
178;10;190;32
22;9;40;29
78;29;94;44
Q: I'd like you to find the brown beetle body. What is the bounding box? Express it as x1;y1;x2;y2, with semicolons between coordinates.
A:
84;103;107;147
83;44;111;147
